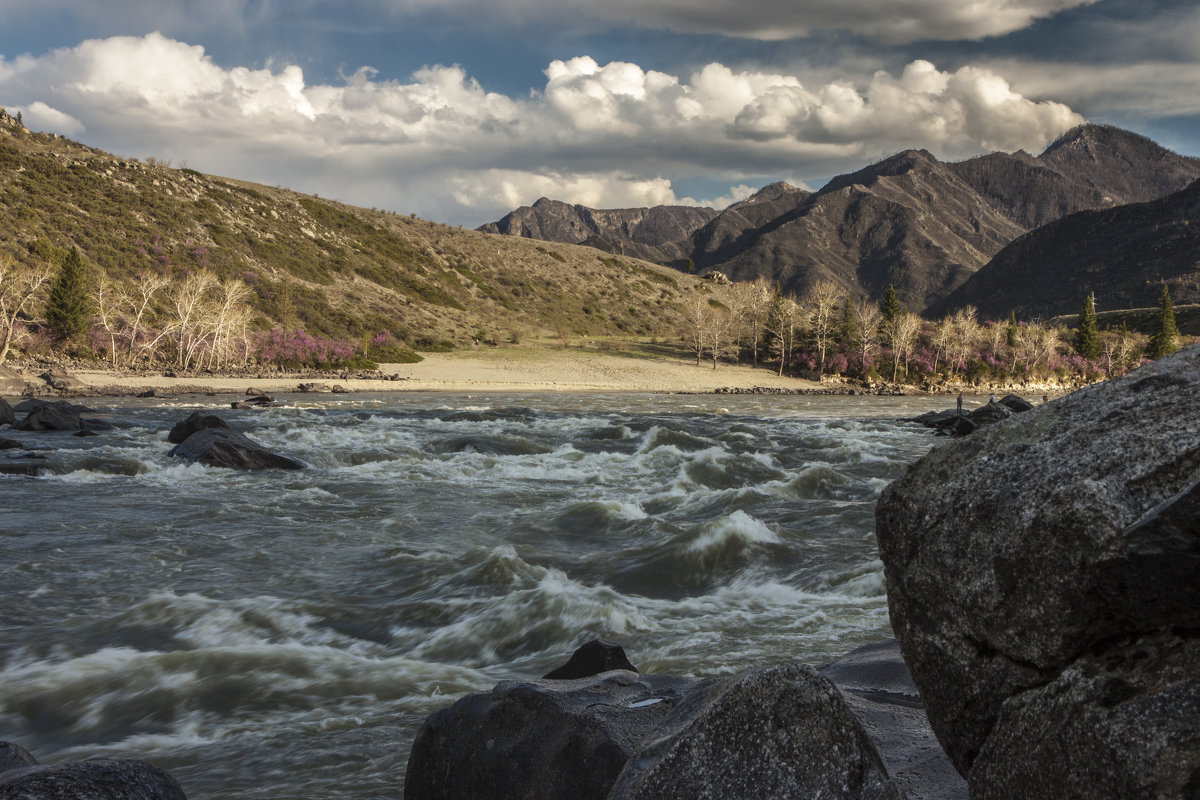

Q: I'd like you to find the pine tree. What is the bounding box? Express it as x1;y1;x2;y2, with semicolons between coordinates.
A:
1074;294;1100;360
880;284;901;324
46;246;91;343
1006;310;1020;349
1147;284;1179;359
840;295;858;346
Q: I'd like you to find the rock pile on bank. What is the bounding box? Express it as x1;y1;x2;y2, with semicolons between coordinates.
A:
876;344;1200;798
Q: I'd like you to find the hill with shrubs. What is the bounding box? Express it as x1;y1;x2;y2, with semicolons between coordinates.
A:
0;106;714;371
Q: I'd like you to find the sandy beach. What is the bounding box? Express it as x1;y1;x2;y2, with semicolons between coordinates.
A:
62;345;833;395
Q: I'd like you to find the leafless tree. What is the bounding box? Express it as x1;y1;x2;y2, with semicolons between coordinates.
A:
0;255;53;365
850;299;882;372
804;281;841;375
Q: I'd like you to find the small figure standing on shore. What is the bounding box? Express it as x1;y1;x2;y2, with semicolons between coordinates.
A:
989;392;996;404
957;393;963;415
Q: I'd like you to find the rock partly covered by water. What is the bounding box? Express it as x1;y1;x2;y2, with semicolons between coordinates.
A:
0;397;13;427
876;345;1200;797
167;426;304;470
0;752;187;800
167;411;231;444
13;399;111;433
407;640;965;800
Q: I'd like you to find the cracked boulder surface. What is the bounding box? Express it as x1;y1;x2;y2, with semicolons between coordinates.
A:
875;345;1200;797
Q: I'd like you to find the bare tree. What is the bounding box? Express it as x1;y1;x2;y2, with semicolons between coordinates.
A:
766;291;801;375
948;306;980;378
687;292;737;370
850;299;882;373
804;281;841;375
729;277;772;366
0;255;53;365
126;272;170;365
892;312;922;379
169;269;219;371
93;276;124;368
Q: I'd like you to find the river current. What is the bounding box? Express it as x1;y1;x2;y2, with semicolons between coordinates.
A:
1;391;946;798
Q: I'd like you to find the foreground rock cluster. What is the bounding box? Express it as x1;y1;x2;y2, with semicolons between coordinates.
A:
877;345;1200;798
0;743;186;799
405;639;966;799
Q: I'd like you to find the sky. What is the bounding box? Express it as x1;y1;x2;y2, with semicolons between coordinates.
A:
1;0;1198;227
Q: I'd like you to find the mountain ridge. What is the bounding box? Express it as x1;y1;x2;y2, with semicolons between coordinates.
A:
479;124;1200;314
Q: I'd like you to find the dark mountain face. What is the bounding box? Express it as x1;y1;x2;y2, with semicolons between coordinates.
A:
930;179;1200;320
690;150;1025;311
477;197;718;264
479;125;1200;315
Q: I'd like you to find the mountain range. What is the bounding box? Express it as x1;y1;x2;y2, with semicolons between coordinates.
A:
480;125;1200;317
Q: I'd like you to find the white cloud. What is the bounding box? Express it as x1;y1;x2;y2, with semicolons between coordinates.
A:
0;34;1086;224
17;101;85;136
988;58;1200;119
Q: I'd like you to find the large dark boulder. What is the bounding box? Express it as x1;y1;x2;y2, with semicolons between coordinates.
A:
608;663;902;800
997;393;1035;413
0;398;13;427
0;758;187;799
404;670;699;800
15;400;83;431
167;427;304;470
167;412;231;444
876;345;1200;796
966;400;1011;427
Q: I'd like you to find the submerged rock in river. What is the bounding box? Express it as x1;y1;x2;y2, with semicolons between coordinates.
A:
167;411;231;444
876;344;1200;797
167;427;304;470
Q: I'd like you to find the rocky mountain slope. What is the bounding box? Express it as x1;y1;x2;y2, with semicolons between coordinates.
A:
0;107;713;348
481;125;1200;315
478;197;718;265
930;177;1200;320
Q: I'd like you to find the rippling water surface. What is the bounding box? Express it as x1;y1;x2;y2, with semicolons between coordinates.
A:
0;391;945;798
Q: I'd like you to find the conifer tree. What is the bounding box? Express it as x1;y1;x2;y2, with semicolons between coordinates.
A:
880;284;901;323
1147;284;1179;359
841;295;858;345
1006;310;1020;349
1074;294;1100;360
46;246;91;343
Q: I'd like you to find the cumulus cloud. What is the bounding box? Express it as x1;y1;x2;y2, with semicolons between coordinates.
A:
0;33;1085;223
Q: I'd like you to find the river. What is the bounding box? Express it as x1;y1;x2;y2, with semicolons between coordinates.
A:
0;391;946;798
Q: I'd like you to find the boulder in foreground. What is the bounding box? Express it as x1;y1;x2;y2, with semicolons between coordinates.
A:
0;757;186;800
404;670;699;800
167;427;304;470
609;663;901;800
876;344;1200;797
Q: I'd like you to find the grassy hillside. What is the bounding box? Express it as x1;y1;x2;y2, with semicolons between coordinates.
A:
0;108;712;359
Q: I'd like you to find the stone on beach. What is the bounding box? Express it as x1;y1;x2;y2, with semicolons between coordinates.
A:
876;344;1200;797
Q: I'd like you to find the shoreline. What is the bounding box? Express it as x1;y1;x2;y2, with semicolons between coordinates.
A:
5;345;1081;398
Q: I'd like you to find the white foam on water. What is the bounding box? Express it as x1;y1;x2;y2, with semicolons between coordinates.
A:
686;510;780;554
